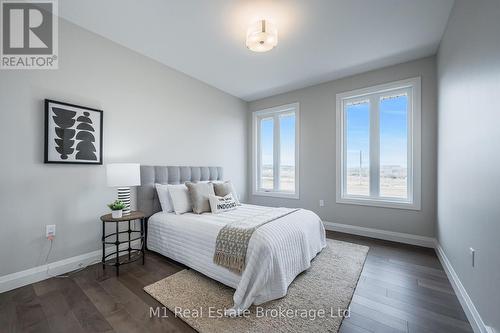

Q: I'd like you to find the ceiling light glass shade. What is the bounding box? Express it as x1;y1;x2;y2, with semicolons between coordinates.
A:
246;20;278;52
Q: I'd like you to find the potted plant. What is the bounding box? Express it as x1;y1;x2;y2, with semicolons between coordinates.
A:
108;200;126;218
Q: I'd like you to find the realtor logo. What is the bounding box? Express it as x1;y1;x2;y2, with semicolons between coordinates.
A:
1;0;58;69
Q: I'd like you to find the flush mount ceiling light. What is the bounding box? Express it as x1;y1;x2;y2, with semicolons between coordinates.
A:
246;20;278;52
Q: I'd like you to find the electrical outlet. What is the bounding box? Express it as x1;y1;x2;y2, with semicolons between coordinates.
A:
46;225;56;239
319;200;325;207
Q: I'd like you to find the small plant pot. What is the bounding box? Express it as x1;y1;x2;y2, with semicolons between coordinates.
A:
112;210;123;219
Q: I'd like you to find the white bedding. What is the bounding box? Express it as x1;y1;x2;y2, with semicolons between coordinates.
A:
147;204;326;312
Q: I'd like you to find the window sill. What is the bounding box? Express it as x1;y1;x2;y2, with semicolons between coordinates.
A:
336;196;420;211
253;191;300;199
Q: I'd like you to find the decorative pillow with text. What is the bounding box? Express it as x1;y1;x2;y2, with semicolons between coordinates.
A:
209;193;238;214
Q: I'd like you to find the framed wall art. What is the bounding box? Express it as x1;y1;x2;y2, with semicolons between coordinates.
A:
44;99;103;164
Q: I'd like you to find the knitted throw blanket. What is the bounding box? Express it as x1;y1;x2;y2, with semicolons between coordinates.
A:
213;208;299;273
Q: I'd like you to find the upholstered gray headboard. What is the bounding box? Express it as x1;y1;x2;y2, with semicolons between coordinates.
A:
138;166;223;217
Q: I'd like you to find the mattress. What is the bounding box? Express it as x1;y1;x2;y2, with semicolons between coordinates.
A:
147;204;326;312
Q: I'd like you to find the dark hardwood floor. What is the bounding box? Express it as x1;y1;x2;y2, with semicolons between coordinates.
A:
0;231;473;333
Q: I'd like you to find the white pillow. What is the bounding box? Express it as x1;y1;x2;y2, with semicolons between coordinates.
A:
168;184;193;214
155;183;173;212
209;193;238;214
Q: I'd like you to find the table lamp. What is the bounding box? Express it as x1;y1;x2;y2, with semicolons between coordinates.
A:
106;163;140;215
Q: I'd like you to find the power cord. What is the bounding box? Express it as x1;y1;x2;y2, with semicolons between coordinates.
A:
44;238;101;278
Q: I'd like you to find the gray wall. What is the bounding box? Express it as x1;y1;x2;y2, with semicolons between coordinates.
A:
248;57;437;237
437;0;500;331
0;19;247;276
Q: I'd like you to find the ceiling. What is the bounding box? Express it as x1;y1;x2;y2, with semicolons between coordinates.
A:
59;0;455;101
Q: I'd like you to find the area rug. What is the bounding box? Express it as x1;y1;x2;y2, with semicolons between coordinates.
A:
144;239;368;333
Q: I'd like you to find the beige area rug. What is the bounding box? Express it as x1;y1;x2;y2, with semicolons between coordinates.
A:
144;239;369;333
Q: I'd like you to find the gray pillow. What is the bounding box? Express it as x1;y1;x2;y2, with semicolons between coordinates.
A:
186;182;215;214
213;181;240;205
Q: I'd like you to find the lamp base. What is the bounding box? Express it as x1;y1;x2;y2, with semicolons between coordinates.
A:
117;187;132;215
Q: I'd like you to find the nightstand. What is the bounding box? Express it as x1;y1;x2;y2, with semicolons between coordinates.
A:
100;210;146;276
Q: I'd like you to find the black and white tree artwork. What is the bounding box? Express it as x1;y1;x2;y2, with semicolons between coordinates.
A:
75;112;97;160
45;100;103;164
52;107;76;160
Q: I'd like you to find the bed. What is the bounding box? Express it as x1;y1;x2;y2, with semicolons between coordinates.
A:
138;166;326;313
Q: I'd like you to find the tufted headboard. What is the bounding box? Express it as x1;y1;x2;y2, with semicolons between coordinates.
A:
138;166;223;217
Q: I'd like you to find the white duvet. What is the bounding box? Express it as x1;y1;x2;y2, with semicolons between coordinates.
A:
147;204;326;313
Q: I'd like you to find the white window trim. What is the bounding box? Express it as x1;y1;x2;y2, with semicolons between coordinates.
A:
252;102;300;199
335;77;421;210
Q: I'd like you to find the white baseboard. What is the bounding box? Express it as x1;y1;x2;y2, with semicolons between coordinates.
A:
0;240;141;293
323;221;436;248
435;244;495;333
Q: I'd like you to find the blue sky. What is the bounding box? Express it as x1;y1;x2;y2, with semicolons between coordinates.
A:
261;118;274;166
279;114;295;166
346;95;408;168
261;114;295;166
261;95;407;169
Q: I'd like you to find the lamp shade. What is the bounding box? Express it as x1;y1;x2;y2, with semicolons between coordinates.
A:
106;163;140;187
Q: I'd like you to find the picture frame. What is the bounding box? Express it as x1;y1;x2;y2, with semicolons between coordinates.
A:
44;99;103;164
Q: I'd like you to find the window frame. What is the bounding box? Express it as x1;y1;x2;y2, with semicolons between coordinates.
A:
252;102;300;199
336;77;421;210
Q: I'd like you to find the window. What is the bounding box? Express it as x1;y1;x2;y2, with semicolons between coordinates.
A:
253;103;299;198
336;78;421;210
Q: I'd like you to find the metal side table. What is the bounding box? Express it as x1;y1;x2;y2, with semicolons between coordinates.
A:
100;210;145;276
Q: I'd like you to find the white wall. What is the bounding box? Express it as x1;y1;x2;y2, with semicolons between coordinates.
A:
248;57;437;237
437;0;500;331
0;19;247;276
